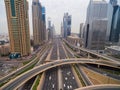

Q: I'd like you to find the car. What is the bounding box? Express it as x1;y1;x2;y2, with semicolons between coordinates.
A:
65;77;68;80
52;84;55;89
64;84;66;87
70;85;72;89
67;86;70;89
103;73;107;76
49;76;52;80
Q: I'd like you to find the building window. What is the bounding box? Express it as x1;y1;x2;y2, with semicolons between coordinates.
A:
10;0;16;17
33;2;36;5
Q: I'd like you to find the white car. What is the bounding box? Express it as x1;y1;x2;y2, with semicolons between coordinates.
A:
64;84;66;87
67;85;70;89
65;77;68;80
49;76;51;80
72;77;75;79
52;84;55;89
70;85;72;89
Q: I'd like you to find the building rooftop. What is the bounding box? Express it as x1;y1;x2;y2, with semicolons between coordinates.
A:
92;0;107;3
68;35;80;40
107;46;120;51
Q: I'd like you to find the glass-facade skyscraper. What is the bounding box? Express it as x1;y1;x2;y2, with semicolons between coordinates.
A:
85;0;113;50
62;13;71;38
109;0;120;43
32;0;46;47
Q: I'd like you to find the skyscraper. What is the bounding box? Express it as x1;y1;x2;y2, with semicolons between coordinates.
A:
61;23;64;37
4;0;31;56
63;13;71;38
32;0;42;46
109;0;120;43
47;18;53;40
110;0;118;6
85;0;113;51
42;7;46;23
42;6;46;41
79;23;84;38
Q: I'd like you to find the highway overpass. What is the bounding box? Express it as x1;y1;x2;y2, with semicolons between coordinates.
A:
75;84;120;90
1;59;120;90
63;39;120;64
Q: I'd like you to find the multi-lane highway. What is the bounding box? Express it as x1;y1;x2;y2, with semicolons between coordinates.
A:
59;40;79;90
1;59;120;90
63;41;93;86
63;39;120;65
76;84;120;90
50;39;58;60
83;64;120;80
59;41;66;59
42;68;58;90
42;38;58;90
61;65;78;89
1;38;120;90
0;43;50;88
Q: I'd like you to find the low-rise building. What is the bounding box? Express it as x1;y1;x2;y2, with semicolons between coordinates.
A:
106;46;120;55
0;44;10;56
66;35;83;47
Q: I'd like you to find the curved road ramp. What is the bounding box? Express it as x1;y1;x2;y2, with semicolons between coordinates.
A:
75;84;120;90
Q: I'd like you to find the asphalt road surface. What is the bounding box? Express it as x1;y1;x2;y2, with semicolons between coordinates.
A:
42;67;58;90
61;65;78;90
50;39;58;60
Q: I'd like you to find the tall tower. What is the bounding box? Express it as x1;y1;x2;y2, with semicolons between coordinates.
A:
32;0;46;47
32;0;42;46
63;13;71;38
42;6;46;41
110;0;118;6
85;0;113;50
109;0;120;43
4;0;31;56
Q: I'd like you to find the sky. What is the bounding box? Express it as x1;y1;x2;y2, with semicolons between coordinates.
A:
0;0;120;35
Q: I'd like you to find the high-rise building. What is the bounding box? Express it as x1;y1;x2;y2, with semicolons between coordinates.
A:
32;0;46;47
48;18;55;40
109;0;120;43
63;13;71;38
85;0;113;51
42;6;46;41
4;0;31;56
79;23;84;38
42;7;46;23
48;18;52;29
32;0;42;46
110;0;118;6
61;23;64;37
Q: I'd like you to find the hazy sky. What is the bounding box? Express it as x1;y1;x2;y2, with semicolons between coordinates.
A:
0;0;120;35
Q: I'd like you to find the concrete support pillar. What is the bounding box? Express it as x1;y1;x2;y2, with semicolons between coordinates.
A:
98;64;100;68
88;53;90;59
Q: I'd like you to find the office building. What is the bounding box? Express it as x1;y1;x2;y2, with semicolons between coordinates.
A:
61;23;64;37
110;0;118;6
79;23;84;38
4;0;31;56
32;0;46;47
85;0;113;51
63;13;72;38
106;46;120;55
32;0;42;46
47;19;56;40
109;0;120;43
0;44;10;56
42;6;46;41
